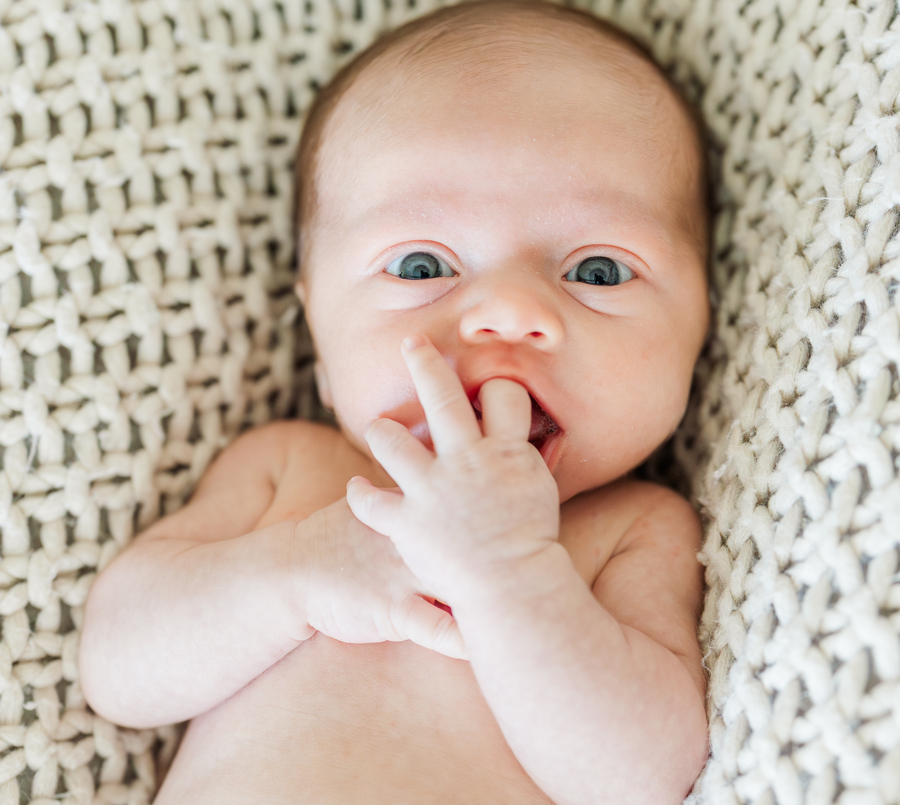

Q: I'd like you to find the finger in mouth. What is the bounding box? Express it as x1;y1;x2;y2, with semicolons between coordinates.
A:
470;394;559;450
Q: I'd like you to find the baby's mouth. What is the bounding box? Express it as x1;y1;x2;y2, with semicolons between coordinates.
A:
526;396;560;452
471;393;561;454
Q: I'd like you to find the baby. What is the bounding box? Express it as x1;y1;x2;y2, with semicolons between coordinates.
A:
78;2;711;803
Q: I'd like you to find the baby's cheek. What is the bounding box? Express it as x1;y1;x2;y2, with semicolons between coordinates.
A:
407;421;432;448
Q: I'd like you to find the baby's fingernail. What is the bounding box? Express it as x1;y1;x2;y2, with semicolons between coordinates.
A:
403;334;426;351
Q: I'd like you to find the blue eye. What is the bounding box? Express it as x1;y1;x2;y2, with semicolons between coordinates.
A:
386;251;455;280
565;256;634;286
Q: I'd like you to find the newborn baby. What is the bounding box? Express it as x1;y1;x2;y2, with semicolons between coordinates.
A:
79;2;711;803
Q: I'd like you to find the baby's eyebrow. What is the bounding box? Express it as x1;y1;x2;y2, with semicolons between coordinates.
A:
563;188;672;242
344;194;453;228
344;190;675;252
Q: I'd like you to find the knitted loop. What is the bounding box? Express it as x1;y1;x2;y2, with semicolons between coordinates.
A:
0;0;898;803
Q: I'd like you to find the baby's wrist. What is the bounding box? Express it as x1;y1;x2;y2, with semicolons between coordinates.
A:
274;516;318;641
451;540;574;615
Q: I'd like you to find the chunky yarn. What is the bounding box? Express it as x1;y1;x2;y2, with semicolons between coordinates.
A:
0;0;897;803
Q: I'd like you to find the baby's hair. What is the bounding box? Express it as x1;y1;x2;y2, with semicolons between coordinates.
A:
292;0;712;274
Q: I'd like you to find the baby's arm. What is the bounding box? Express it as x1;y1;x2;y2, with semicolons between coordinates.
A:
450;487;708;805
347;337;707;805
79;422;461;729
79;423;307;727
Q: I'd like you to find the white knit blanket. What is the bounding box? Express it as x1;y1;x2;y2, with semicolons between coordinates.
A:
0;0;897;803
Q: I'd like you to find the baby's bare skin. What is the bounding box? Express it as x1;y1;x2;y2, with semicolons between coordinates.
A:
136;417;704;805
79;4;713;802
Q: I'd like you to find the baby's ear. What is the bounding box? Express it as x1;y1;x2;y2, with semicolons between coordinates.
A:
295;279;307;306
314;361;333;409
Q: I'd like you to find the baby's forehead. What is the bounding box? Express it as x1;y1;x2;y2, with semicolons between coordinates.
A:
342;13;671;121
320;7;697;182
299;3;708;265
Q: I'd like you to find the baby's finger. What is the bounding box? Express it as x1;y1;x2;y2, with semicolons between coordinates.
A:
480;378;531;441
395;595;467;660
364;417;432;492
402;335;481;455
345;476;404;536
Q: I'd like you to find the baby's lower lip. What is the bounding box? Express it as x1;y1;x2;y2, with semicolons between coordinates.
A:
534;426;563;469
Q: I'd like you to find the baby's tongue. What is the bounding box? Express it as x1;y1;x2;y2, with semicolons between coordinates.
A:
528;398;558;443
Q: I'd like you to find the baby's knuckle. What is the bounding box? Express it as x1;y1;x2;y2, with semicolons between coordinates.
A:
430;613;454;648
427;385;460;414
493;441;538;472
456;449;487;474
389;594;416;633
498;439;531;457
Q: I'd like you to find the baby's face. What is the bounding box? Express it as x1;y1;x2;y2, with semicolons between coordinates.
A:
300;35;709;503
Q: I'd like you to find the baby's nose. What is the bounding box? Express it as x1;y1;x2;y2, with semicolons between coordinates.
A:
458;283;563;350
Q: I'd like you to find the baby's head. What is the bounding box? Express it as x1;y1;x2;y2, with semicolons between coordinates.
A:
295;0;710;502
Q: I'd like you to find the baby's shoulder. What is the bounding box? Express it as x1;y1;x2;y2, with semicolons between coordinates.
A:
564;476;697;529
242;418;339;444
229;418;346;480
243;418;344;451
560;478;701;575
198;419;344;500
567;479;707;700
244;419;383;526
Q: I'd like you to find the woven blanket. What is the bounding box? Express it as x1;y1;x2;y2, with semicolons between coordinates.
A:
0;0;897;802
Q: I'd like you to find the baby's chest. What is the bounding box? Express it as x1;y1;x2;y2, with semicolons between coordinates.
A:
179;636;554;805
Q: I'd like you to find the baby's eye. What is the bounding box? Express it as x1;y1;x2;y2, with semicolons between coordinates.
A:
386;251;455;280
564;256;634;286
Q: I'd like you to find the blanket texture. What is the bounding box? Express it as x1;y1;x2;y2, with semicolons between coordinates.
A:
0;0;898;802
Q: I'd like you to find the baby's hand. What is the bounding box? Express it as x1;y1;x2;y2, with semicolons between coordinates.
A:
346;335;560;606
296;497;465;658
